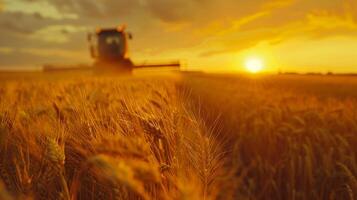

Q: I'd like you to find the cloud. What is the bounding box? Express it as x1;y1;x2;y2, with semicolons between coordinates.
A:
45;0;139;19
0;11;56;35
306;11;357;35
0;47;13;54
1;0;357;69
29;25;88;43
144;0;202;22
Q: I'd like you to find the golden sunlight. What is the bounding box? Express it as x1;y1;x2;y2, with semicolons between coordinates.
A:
245;57;264;73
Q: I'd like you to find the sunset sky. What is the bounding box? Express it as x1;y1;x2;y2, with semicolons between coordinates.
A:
0;0;357;73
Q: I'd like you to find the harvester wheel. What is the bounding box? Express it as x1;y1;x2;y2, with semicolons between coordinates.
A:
120;59;134;69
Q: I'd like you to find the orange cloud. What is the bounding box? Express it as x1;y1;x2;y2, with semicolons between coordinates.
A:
306;11;357;35
263;0;296;9
191;0;357;59
0;47;13;54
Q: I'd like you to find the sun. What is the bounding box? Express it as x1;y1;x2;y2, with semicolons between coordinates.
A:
245;57;264;73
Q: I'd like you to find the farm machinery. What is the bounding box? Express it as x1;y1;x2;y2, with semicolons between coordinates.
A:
43;25;180;72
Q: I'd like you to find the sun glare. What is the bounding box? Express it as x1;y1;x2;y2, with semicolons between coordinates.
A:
245;57;264;73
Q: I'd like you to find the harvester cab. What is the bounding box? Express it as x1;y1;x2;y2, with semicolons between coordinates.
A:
88;25;134;71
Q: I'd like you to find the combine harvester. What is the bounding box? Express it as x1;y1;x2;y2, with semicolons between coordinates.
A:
43;25;180;73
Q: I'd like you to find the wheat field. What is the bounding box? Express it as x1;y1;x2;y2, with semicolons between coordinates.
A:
0;72;356;200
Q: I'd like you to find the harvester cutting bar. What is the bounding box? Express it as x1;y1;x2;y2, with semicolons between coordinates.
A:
134;62;181;69
43;64;92;72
